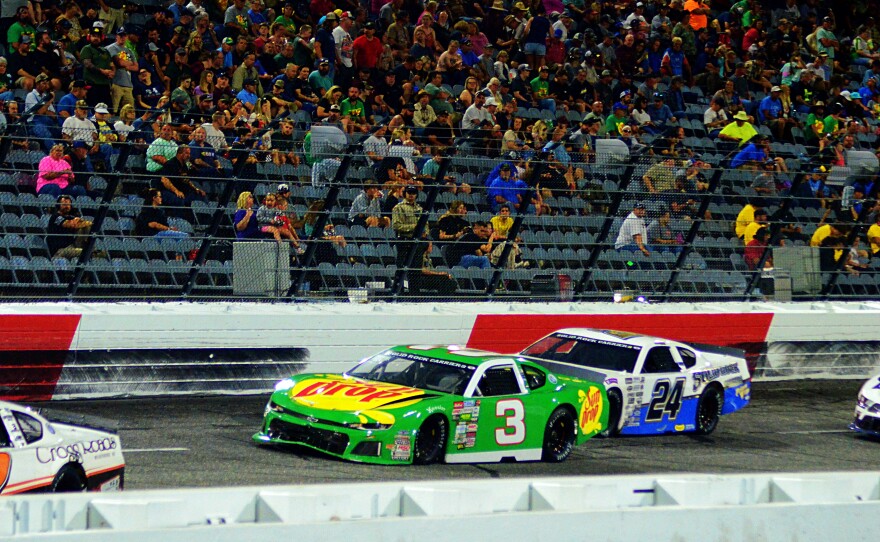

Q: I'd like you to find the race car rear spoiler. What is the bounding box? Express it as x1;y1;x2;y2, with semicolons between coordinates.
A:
37;408;120;434
684;342;747;360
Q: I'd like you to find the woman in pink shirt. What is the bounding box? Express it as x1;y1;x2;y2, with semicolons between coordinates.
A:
36;144;86;198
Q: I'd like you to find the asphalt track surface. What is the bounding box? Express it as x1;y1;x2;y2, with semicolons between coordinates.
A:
34;379;880;490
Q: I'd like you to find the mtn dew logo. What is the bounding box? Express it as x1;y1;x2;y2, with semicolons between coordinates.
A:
578;386;604;434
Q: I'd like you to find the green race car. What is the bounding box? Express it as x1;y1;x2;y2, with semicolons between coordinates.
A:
254;345;608;465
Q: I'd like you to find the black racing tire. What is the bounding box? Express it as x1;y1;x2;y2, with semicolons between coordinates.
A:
51;464;87;493
413;415;448;465
695;385;722;435
542;407;577;462
600;389;623;438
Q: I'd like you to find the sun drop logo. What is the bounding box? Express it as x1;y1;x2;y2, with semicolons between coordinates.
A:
578;386;604;434
290;375;424;410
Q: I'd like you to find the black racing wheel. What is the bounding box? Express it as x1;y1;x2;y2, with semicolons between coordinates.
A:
542;407;577;462
413;415;448;464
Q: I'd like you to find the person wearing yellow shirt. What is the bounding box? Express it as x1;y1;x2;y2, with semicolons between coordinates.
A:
490;203;514;239
718;111;758;145
735;200;758;238
867;215;880;257
810;223;844;247
742;208;769;244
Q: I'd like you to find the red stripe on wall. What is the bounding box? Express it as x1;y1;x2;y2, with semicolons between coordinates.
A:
466;313;775;355
0;315;81;401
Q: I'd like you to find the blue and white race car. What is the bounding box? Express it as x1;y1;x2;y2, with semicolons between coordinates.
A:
520;328;751;436
851;375;880;437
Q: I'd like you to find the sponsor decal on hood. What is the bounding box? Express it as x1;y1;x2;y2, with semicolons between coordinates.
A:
289;375;425;411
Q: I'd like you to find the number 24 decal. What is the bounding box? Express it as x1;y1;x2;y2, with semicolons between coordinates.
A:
646;378;685;422
495;399;525;445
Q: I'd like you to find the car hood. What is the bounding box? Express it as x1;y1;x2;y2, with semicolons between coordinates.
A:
278;374;441;413
859;375;880;403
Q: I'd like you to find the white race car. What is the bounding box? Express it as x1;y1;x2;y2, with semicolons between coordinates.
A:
1;401;125;495
851;375;880;437
520;328;751;436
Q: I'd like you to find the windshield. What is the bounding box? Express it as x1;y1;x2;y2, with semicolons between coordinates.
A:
522;333;640;373
347;351;475;395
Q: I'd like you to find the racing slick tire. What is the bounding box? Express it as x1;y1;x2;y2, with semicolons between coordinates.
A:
695;385;722;435
600;389;623;438
413;415;448;465
542;407;577;462
51;464;87;492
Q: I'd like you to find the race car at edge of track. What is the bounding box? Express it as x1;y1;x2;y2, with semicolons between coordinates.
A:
1;401;125;495
851;374;880;437
254;345;608;464
519;328;751;436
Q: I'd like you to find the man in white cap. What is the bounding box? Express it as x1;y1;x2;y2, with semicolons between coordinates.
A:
759;85;796;140
615;202;651;256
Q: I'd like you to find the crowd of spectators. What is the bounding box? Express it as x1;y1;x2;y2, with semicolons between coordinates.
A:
1;0;880;294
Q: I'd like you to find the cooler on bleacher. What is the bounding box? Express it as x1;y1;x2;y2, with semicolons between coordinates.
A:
531;273;573;301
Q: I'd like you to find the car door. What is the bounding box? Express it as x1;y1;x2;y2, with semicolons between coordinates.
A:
638;346;688;430
451;361;545;461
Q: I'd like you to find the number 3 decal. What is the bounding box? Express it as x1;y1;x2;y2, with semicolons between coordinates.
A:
495;399;525;445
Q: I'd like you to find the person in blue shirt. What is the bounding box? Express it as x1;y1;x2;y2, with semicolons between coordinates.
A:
729;134;770;169
459;38;480;67
647;92;675;135
56;80;88;126
759;85;797;140
487;163;530;213
236;78;259;110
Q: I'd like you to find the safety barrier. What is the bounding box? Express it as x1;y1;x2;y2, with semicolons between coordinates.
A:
1;301;879;401
3;472;880;541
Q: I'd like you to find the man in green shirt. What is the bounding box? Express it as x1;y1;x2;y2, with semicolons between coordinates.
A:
340;85;367;133
604;102;628;136
274;3;297;36
80;27;114;106
7;6;35;52
530;66;556;114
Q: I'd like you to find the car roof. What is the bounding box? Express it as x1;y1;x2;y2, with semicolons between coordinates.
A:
547;328;684;348
388;345;521;367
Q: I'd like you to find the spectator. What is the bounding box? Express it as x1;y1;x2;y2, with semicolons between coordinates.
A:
742;208;770;244
642;159;678;194
135;188;190;239
615;202;650;256
80;27;114;107
447;221;495;269
717;111;757;145
233;191;261;239
36;143;85;198
349;180;389;228
729;134;771;169
57;80;89;124
46;195;92;259
106;26;137;115
704;98;729;138
868;213;880;259
435;200;469;243
391;185;422;240
154;145;206;218
409;241;458;297
24;73;59;152
647;208;681;253
487;163;530;212
146;124;179;173
744;226;774;271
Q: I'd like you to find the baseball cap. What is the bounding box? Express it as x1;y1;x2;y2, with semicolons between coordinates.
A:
243;78;256;85
147;42;160;52
613;101;627;111
318;57;330;65
34;73;48;83
75;99;89;109
93;21;105;29
277;183;290;194
770;85;781;92
500;163;511;170
633;202;646;209
273;79;285;88
20;35;32;44
94;103;110;114
116;26;127;35
325;11;339;21
222;37;234;45
365;21;376;29
72;140;88;149
620;125;632;134
485;97;498;106
71;79;89;89
175;47;187;55
601;69;612;77
404;185;419;195
519;64;531;71
330;104;340;111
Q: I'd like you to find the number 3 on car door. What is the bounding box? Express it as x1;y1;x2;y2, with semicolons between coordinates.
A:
495;399;525;445
646;378;685;422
